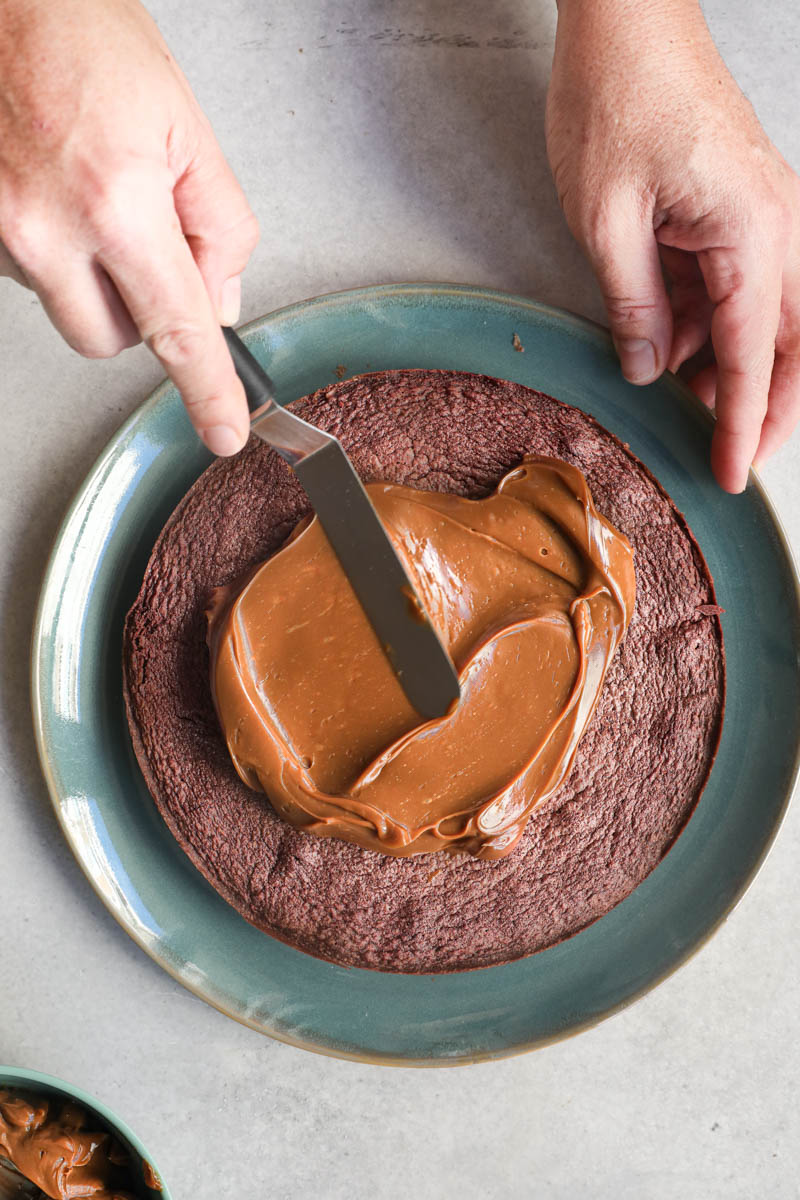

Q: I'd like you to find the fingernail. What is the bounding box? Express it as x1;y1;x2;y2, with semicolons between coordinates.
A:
201;424;244;456
220;275;242;326
616;337;657;384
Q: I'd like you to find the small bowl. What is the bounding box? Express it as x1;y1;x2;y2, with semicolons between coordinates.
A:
0;1067;169;1198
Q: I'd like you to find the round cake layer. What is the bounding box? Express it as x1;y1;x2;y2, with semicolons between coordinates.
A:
123;370;725;973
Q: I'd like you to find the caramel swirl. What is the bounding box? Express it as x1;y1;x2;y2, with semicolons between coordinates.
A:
0;1090;136;1199
208;456;635;859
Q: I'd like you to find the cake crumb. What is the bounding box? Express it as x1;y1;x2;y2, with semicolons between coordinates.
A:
512;332;524;353
335;364;347;380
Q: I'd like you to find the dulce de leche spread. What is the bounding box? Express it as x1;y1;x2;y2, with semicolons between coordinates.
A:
0;1089;136;1198
208;456;635;859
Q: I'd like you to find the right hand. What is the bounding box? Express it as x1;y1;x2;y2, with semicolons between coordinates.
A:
546;0;800;492
0;0;258;455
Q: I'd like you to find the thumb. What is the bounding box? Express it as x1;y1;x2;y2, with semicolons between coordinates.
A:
583;204;673;385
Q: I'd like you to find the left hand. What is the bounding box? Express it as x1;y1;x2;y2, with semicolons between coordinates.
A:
546;0;800;492
0;0;259;456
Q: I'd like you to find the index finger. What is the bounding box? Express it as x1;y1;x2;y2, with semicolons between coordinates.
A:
100;204;249;456
698;242;783;493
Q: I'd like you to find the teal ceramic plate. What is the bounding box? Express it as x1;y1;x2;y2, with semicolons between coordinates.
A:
0;1066;169;1196
32;284;800;1065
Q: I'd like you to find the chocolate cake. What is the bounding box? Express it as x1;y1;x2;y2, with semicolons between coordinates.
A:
123;370;725;973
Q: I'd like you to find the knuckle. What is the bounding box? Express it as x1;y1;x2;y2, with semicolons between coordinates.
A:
604;296;663;328
716;408;766;439
0;204;45;269
718;369;772;417
148;323;207;367
193;210;260;274
80;343;115;360
182;391;222;415
233;210;260;254
67;331;128;360
89;194;139;257
246;212;260;250
719;263;747;297
86;168;167;255
757;192;793;251
578;187;642;258
91;211;134;259
724;361;772;389
580;203;617;256
704;259;746;305
88;165;143;215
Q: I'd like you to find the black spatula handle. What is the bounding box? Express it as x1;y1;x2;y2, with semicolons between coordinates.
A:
222;326;277;414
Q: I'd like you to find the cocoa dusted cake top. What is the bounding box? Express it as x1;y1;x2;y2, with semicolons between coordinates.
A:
207;455;635;859
123;369;724;973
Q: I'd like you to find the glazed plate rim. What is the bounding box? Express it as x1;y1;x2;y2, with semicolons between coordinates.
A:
31;282;800;1066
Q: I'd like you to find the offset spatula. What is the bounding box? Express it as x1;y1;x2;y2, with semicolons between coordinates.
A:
222;327;461;720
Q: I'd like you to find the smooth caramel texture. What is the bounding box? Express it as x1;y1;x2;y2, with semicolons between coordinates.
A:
0;1090;133;1199
208;457;635;859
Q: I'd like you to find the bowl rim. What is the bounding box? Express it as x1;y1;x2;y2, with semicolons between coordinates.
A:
29;281;800;1066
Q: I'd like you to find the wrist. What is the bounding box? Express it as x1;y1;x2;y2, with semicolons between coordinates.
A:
556;0;701;16
552;0;717;91
555;0;707;51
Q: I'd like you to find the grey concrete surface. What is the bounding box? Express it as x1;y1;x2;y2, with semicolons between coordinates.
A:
1;2;799;1197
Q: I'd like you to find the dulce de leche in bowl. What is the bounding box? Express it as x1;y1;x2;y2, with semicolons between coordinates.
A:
0;1069;167;1199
